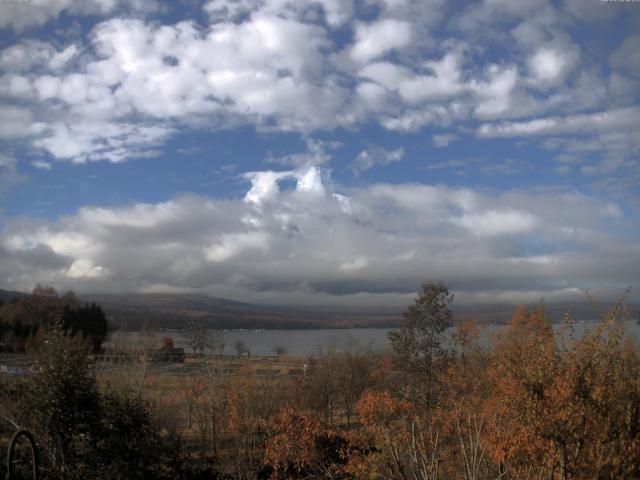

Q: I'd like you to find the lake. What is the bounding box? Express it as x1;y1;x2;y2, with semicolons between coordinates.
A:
108;319;640;357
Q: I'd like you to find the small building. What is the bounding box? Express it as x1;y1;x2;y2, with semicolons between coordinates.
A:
151;345;185;363
145;337;185;363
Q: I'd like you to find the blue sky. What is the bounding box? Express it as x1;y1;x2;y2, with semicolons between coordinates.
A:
0;0;638;306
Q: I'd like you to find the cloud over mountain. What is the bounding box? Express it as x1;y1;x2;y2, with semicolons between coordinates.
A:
1;168;636;305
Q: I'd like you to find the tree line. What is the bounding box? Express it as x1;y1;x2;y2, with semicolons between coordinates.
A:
0;285;108;353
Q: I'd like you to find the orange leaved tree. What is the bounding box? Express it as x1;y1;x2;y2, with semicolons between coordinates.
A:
486;301;640;479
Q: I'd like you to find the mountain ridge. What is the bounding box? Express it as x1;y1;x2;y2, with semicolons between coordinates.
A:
1;288;636;330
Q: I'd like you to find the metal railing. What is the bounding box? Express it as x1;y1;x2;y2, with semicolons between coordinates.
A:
5;430;38;480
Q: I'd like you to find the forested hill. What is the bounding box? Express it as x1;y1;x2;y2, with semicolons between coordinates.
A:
77;292;402;330
1;289;635;330
79;292;635;330
0;288;27;303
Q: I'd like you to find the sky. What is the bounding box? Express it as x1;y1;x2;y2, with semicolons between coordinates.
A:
0;0;638;307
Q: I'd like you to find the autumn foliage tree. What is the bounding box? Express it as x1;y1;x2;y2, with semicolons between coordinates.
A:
350;290;640;480
484;301;640;479
354;390;439;480
262;407;363;479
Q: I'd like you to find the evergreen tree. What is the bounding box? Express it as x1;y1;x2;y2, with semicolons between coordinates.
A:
388;281;453;407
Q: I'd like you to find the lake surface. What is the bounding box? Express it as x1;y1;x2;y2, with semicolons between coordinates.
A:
108;319;640;357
